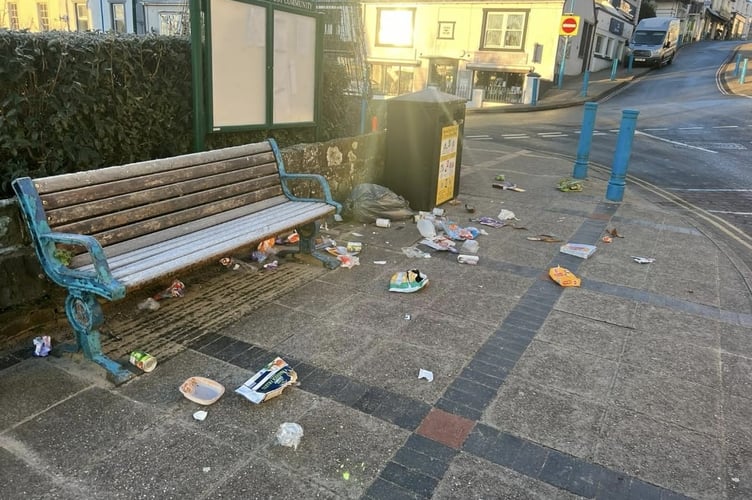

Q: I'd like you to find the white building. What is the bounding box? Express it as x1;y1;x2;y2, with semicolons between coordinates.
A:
88;0;187;34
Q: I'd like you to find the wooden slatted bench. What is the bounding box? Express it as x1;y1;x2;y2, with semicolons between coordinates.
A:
12;139;341;384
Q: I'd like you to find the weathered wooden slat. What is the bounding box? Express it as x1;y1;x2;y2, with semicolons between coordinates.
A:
40;155;277;210
102;204;333;288
94;200;327;271
69;196;290;267
54;178;283;238
46;165;281;227
33;142;274;193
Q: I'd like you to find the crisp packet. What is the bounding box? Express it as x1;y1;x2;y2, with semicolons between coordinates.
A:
236;357;298;404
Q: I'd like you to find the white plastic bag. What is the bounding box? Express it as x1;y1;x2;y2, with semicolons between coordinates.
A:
275;422;304;450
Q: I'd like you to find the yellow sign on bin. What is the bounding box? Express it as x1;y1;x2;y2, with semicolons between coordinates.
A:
436;124;459;205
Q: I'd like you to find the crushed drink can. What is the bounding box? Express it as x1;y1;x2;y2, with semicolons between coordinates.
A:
129;350;157;372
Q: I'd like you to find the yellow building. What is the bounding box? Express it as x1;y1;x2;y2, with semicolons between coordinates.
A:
1;0;92;31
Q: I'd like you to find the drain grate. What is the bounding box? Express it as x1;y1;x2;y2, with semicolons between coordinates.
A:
100;261;328;365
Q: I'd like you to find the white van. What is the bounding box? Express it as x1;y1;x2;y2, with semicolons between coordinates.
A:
630;17;680;68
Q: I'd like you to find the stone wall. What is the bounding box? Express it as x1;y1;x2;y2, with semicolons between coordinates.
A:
0;133;386;341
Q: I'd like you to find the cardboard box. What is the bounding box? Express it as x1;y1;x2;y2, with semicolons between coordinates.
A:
560;243;597;259
235;357;297;404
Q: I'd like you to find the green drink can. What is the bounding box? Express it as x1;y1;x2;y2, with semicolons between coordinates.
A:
129;350;157;372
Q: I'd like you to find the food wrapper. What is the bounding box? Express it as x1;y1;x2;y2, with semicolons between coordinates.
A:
549;266;581;287
236;357;297;404
153;280;185;300
559;243;597;259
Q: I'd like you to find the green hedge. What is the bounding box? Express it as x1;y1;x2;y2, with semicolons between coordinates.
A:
0;30;355;197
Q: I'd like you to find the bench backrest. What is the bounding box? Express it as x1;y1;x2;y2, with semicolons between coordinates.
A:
20;141;286;250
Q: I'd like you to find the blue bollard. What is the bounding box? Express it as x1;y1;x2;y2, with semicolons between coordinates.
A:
610;57;618;81
606;109;640;202
531;77;539;106
734;53;742;77
572;103;598;179
741;59;748;84
628;53;634;74
580;70;590;97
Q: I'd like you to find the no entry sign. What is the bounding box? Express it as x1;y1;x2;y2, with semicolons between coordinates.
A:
560;15;580;36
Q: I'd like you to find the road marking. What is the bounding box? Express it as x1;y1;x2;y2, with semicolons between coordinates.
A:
538;132;568;137
678;126;704;130
666;188;752;192
502;134;529;139
643;128;669;131
712;125;739;129
608;129;619;133
708;210;752;215
592;131;608;136
635;130;718;153
466;135;492;140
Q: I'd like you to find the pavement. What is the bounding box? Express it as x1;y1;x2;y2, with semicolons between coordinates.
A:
2;42;752;500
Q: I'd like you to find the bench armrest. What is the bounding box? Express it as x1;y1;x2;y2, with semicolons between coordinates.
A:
268;138;343;215
38;232;125;300
279;172;343;215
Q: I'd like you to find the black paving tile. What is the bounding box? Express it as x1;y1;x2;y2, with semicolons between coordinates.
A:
442;385;493;412
392;447;452;479
380;462;439;499
510;440;549;478
353;386;392;415
404;433;458;463
363;477;423;500
539;449;574;489
196;334;236;357
595;468;631;500
331;379;370;407
434;397;483;421
185;331;222;350
466;357;511;380
462;423;500;459
458;367;506;390
211;338;250;362
371;394;431;431
298;366;333;395
485;431;525;468
628;478;663;500
448;376;499;401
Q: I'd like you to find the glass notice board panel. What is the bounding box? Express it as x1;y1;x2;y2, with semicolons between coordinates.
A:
273;10;316;124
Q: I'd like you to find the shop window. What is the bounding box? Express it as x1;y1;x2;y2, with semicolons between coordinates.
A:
376;8;415;47
370;64;415;96
481;10;527;50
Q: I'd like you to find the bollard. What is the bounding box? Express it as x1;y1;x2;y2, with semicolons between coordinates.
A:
572;103;598;179
610;57;619;81
580;70;590;97
628;53;634;74
733;53;742;77
531;77;539;106
740;59;748;84
606;109;640;202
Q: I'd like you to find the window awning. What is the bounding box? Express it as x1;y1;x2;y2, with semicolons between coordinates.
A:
706;8;730;24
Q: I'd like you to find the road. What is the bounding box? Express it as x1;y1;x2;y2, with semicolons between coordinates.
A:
464;40;752;267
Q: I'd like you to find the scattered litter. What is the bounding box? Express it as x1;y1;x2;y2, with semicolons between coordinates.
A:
549;266;581;287
129;350;157;372
180;376;225;405
527;235;563;243
602;236;613;243
219;256;257;272
495;174;506;181
32;336;51;357
275;231;299;245
465;204;476;213
448;199;461;206
333;214;343;222
460;239;479;254
560;243;597;259
154;280;186;300
457;254;479;265
262;260;279;270
432;207;445;216
471;216;506;228
375;218;391;228
558;178;583;192
441;221;479;240
417;219;437;239
732;477;740;483
403;313;412;320
137;297;161;311
418;369;434;382
351;232;364;237
337;254;360;268
632;256;655;264
346;242;362;253
493;181;525;192
236;357;297;404
203;467;211;473
402;246;431;259
193;410;208;421
388;269;429;293
276;422;304;450
606;228;624;238
420;237;458;252
252;237;277;262
498;209;519;221
373;260;387;265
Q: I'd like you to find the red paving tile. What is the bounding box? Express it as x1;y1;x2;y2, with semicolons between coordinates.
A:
415;408;476;449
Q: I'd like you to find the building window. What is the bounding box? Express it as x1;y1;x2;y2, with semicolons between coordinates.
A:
37;2;49;31
7;2;19;30
370;64;415;96
594;34;617;58
111;3;126;33
594;34;605;55
481;10;527;50
75;3;89;31
159;12;186;35
376;8;415;47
